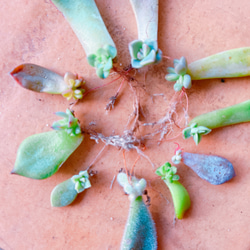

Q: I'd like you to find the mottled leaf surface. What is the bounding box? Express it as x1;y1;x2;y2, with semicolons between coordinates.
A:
182;152;235;185
12;131;83;179
10;63;68;94
51;178;78;207
121;196;157;250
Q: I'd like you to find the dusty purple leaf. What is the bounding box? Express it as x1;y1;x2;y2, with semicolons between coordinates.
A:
182;152;235;185
10;63;68;94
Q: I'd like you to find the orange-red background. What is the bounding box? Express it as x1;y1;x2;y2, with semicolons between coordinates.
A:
1;1;250;249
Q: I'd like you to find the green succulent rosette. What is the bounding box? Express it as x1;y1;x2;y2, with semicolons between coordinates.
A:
155;162;180;182
87;45;117;79
182;123;211;145
165;57;192;91
52;109;81;136
129;39;162;69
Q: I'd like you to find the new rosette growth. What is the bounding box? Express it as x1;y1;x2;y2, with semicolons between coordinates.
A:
52;109;81;136
129;0;162;68
165;57;192;91
62;72;85;100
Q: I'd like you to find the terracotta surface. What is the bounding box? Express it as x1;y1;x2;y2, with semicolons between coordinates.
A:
1;1;250;249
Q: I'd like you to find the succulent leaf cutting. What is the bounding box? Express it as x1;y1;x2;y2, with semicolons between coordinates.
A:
156;162;191;219
51;170;91;207
128;0;162;68
51;0;117;78
117;173;157;250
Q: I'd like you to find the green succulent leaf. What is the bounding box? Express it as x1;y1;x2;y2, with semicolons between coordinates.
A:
165;73;180;82
12;131;83;179
174;82;183;92
164;180;191;219
87;54;97;67
50;178;78;207
182;127;192;139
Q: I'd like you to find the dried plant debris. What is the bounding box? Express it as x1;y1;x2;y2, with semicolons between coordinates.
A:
90;130;154;167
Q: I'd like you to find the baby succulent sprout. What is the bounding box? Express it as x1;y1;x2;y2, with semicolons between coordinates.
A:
51;170;91;207
156;162;191;219
166;47;250;91
52;109;82;136
183;99;250;145
62;72;85;100
129;0;162;68
52;0;117;79
166;57;192;91
10;64;85;101
117;173;157;250
172;149;235;185
12;109;83;179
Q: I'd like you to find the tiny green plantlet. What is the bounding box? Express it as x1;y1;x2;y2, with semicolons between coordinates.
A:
165;57;192;91
51;0;117;79
129;0;162;68
10;64;85;100
172;149;235;185
12;109;83;179
166;47;250;91
51;170;91;207
155;162;191;219
117;173;157;250
183;99;250;145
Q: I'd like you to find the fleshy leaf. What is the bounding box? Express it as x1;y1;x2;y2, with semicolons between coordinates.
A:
129;40;143;59
10;63;68;94
164;180;191;219
165;73;180;82
12;131;83;179
120;196;157;250
51;178;78;207
182;152;236;185
87;54;97;67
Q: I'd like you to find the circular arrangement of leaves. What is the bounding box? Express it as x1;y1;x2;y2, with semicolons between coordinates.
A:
9;0;250;249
